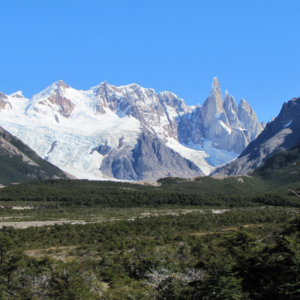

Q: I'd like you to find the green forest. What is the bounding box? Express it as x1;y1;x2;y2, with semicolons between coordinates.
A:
0;208;300;299
0;142;299;299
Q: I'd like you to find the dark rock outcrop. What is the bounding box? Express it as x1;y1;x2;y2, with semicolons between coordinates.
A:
100;130;204;180
92;141;112;156
0;92;12;110
33;80;75;118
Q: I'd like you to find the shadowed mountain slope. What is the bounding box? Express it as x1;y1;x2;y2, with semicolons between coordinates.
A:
0;125;67;185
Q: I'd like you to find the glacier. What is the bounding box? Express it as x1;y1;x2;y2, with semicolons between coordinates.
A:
0;78;262;180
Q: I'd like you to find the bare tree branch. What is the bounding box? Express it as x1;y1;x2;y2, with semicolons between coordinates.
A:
289;189;300;197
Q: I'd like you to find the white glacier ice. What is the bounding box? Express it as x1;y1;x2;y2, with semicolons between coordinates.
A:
0;87;142;180
181;139;238;169
0;80;241;180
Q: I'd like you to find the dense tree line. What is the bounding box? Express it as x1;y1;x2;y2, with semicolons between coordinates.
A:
0;178;298;209
0;208;288;250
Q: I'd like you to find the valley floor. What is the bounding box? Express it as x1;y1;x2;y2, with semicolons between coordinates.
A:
1;205;300;299
0;207;229;228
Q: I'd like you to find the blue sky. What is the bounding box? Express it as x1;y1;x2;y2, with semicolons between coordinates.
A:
0;0;299;122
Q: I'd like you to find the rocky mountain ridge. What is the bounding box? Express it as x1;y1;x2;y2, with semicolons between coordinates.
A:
179;78;264;154
0;78;263;180
212;96;300;176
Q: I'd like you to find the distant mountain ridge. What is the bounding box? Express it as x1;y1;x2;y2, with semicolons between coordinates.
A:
212;96;300;176
0;78;263;180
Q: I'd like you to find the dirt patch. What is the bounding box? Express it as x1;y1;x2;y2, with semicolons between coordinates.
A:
135;180;161;186
0;208;228;229
25;245;77;261
102;282;110;291
11;206;34;210
0;220;87;229
243;224;263;228
211;174;253;180
191;224;264;236
0;216;24;220
191;227;238;236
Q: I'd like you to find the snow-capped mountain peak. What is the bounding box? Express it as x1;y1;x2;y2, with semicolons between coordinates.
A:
0;78;264;181
10;91;24;98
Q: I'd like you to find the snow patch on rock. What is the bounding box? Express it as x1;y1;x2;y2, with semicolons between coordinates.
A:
166;138;214;175
284;120;292;128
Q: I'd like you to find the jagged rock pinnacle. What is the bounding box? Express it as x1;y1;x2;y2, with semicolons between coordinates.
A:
212;77;220;90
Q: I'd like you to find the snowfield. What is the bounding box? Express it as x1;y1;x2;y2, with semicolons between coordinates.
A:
0;81;239;180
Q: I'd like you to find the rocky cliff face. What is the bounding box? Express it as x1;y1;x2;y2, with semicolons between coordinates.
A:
98;130;204;180
0;78;264;181
0;92;12;110
91;81;192;141
211;96;300;176
238;98;262;142
223;91;239;127
177;78;263;155
29;80;76;118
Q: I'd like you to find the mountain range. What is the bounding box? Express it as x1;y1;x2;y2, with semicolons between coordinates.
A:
0;77;274;181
